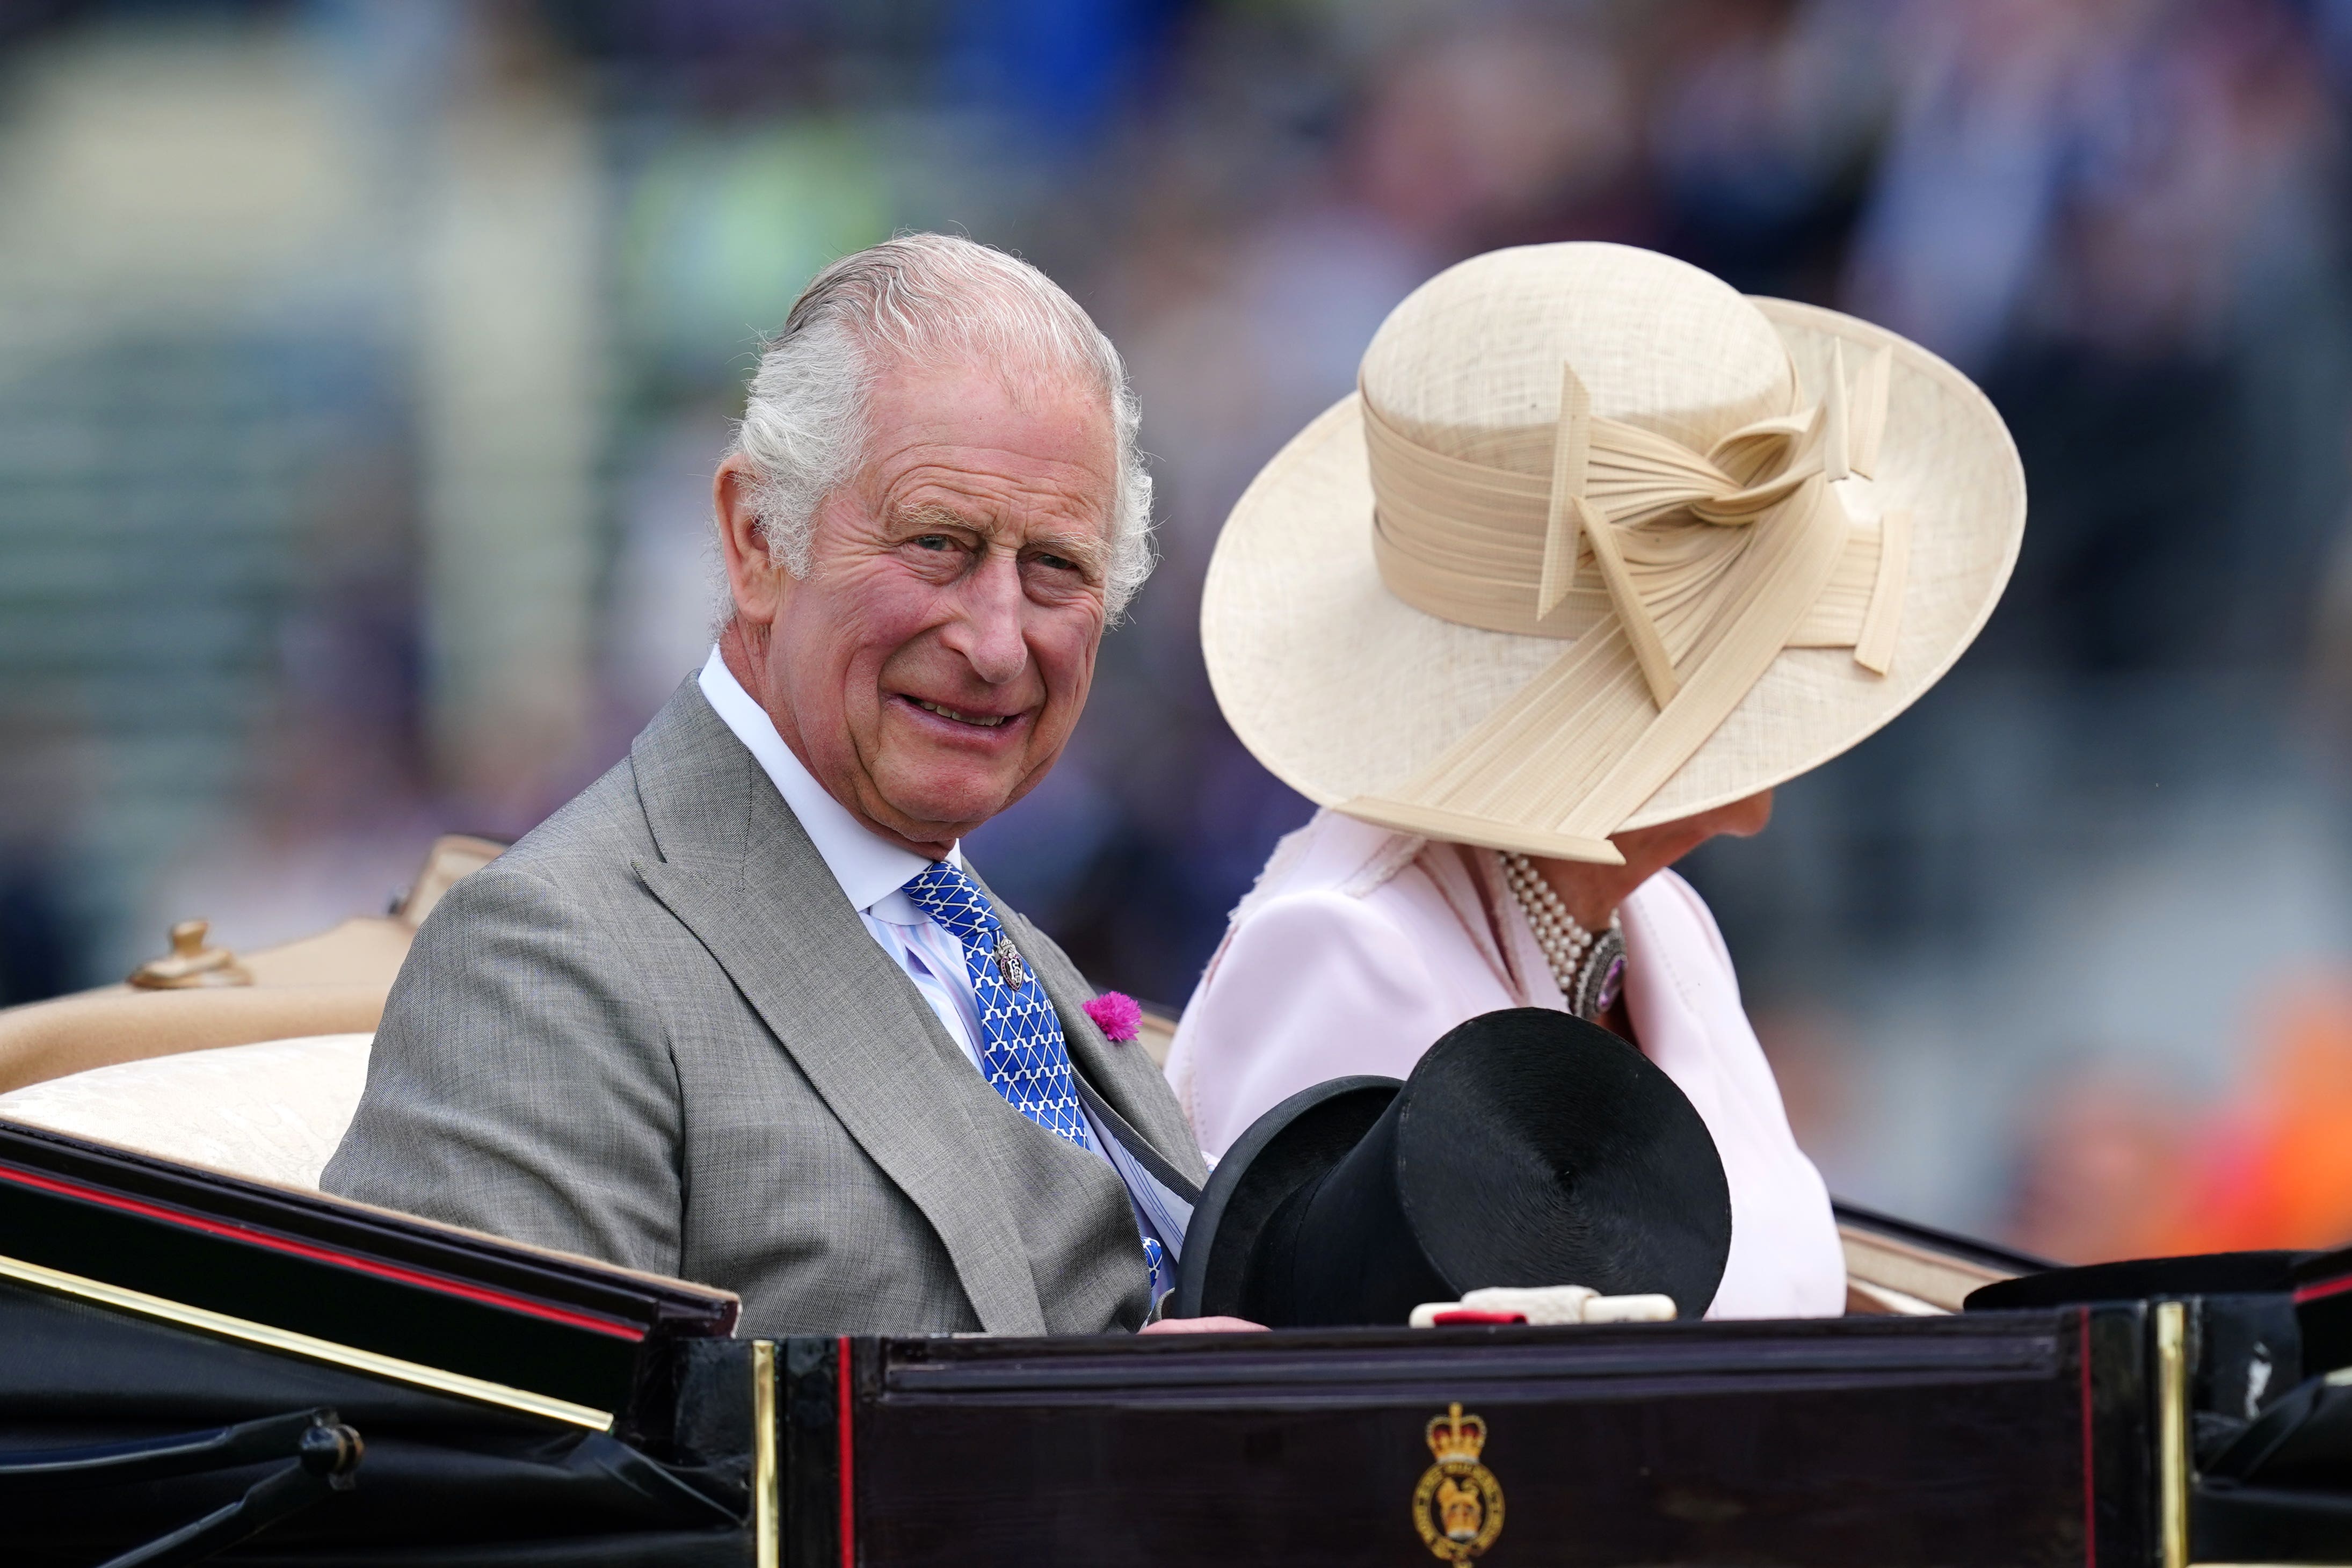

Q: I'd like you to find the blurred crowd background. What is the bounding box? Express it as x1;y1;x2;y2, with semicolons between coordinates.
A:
7;0;2352;1263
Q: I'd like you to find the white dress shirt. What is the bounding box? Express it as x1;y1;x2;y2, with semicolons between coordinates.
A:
699;648;994;1071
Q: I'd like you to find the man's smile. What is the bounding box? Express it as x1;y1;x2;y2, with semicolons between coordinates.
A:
894;693;1030;736
912;698;1008;727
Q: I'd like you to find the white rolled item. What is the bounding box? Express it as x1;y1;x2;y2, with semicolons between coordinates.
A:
1407;1284;1678;1327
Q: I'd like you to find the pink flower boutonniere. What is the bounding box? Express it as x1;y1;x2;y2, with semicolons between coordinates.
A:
1082;991;1142;1044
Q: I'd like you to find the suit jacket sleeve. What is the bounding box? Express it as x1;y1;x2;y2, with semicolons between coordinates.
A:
321;863;685;1275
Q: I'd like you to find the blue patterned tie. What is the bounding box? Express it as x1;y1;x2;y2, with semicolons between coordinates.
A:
902;861;1088;1144
902;861;1170;1301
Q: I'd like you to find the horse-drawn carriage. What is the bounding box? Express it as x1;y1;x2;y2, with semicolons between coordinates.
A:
2;841;2346;1565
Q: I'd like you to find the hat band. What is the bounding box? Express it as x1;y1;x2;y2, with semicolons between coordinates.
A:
1342;342;1911;863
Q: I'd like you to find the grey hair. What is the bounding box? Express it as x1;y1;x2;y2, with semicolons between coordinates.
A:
723;234;1155;619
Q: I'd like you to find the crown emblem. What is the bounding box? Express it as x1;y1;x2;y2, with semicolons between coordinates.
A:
1425;1404;1487;1466
1413;1403;1505;1562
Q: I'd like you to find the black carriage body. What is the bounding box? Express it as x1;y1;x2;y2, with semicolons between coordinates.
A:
779;1311;2150;1568
2;1116;2345;1565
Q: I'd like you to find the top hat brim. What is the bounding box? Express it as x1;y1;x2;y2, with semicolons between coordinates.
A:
1170;1075;1398;1322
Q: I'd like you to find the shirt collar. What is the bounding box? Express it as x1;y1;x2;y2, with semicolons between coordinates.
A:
697;645;960;919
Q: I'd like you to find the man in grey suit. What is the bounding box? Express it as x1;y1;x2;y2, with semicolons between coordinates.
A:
325;236;1246;1338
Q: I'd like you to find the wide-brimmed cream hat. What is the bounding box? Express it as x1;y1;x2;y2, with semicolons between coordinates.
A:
1201;242;2024;866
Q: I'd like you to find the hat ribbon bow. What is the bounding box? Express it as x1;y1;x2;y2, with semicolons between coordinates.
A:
1349;339;1911;863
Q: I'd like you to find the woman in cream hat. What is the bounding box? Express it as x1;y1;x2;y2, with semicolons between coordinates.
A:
1164;242;2024;1319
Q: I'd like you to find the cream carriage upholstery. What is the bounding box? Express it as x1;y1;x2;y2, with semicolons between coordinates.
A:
0;834;497;1095
0;1032;368;1189
0;835;500;1187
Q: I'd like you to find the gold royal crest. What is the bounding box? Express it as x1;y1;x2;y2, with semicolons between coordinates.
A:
1413;1403;1505;1562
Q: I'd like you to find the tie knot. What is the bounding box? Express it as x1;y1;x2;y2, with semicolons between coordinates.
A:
902;860;1001;947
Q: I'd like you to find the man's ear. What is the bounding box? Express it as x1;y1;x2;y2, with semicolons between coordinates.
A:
714;456;783;628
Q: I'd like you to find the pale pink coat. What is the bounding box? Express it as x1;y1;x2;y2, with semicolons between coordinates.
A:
1164;809;1846;1319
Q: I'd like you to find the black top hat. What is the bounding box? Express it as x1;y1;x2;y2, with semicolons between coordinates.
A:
1171;1008;1733;1327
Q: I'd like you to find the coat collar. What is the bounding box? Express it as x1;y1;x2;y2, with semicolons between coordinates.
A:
626;684;1054;1335
970;867;1207;1195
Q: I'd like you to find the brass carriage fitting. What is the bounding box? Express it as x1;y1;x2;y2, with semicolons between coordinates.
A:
127;919;253;990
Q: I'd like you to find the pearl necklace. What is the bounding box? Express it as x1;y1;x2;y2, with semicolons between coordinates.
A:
1500;851;1625;1019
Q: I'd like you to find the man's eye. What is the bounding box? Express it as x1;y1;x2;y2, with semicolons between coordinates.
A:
1034;553;1077;572
914;535;955;551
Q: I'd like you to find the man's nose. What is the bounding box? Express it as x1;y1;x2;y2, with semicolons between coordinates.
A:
943;547;1029;685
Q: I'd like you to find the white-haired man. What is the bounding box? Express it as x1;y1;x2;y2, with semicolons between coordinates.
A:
326;236;1244;1337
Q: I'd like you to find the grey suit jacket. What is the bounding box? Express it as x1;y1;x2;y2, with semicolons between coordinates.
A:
322;683;1210;1338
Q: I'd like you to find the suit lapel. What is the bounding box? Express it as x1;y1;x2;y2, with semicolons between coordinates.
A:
1070;1074;1199;1205
628;688;1049;1337
1039;960;1185;1170
972;872;1211;1193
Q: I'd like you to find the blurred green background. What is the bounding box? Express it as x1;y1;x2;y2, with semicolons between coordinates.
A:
6;0;2352;1262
